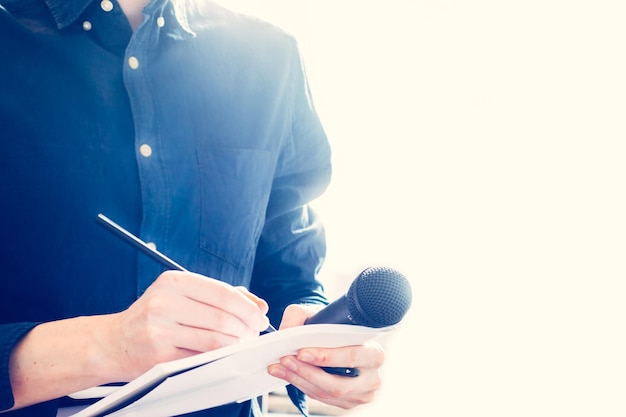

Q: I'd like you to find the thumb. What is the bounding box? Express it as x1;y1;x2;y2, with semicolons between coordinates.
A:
279;304;324;330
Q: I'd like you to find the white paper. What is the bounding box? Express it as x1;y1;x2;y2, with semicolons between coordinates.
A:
71;324;394;417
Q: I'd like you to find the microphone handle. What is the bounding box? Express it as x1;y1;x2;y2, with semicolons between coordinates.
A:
304;295;360;377
304;295;356;325
321;366;360;377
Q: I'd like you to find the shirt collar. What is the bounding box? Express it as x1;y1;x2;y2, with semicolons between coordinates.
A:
43;0;195;36
43;0;94;29
144;0;195;38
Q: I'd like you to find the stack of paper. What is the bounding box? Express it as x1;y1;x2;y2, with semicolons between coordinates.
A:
70;324;395;417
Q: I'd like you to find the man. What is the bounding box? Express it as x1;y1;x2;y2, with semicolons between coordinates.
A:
0;0;384;415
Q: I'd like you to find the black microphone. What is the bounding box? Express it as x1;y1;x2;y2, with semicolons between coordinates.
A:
305;266;412;328
304;266;412;377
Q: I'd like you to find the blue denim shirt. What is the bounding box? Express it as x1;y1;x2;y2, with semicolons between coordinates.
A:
0;0;331;415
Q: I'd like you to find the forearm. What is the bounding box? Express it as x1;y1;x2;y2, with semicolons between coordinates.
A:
4;271;272;412
5;314;119;412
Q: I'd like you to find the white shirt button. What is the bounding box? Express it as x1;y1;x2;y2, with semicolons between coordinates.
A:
82;21;92;31
128;56;139;70
139;144;153;158
100;0;113;12
156;16;165;27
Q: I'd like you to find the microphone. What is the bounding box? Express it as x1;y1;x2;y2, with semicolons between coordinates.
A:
303;266;412;378
305;266;412;328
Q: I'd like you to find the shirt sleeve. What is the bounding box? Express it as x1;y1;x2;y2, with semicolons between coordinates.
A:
249;39;332;327
0;322;40;411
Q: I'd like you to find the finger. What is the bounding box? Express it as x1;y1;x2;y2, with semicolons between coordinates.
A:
123;322;242;372
137;321;242;361
169;322;242;353
235;286;269;315
279;304;323;329
139;277;259;339
296;342;385;369
156;271;269;332
268;357;380;409
166;295;259;339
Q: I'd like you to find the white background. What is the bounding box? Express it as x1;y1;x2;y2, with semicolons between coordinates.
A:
218;1;626;416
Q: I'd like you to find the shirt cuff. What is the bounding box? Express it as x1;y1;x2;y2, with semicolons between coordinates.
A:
0;322;41;411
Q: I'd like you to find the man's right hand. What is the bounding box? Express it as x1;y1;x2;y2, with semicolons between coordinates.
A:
105;270;271;381
7;270;270;411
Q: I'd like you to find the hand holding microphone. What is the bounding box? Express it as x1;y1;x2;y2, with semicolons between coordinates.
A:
303;266;412;377
269;266;412;409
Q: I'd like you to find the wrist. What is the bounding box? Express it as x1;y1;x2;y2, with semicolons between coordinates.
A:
83;313;128;383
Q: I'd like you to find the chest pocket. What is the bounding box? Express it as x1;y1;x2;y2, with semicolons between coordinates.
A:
196;146;276;268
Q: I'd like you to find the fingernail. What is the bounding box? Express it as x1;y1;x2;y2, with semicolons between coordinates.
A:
298;351;313;362
283;357;298;372
261;318;271;332
269;366;286;379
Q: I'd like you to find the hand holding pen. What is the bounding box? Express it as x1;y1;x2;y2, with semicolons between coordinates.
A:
95;214;275;381
97;214;276;335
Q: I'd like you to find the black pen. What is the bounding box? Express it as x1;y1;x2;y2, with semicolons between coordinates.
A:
97;214;187;271
96;213;277;334
321;366;360;377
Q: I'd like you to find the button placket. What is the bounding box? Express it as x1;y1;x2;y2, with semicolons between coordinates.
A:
122;5;177;296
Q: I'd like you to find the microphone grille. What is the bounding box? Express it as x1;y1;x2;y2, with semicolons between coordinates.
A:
347;266;412;328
